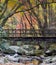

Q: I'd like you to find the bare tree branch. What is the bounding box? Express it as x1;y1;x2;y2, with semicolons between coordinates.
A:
1;2;23;27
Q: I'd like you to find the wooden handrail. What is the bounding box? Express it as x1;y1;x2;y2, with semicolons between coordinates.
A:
0;29;56;37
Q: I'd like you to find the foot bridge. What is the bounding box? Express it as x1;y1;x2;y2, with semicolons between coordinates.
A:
0;29;56;42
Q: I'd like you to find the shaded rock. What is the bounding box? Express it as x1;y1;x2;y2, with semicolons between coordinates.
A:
45;50;56;56
3;48;15;54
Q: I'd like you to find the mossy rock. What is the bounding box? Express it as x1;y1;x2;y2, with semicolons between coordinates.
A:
34;50;44;56
49;44;56;50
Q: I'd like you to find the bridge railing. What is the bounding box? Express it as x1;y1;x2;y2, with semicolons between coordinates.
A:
0;29;56;37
